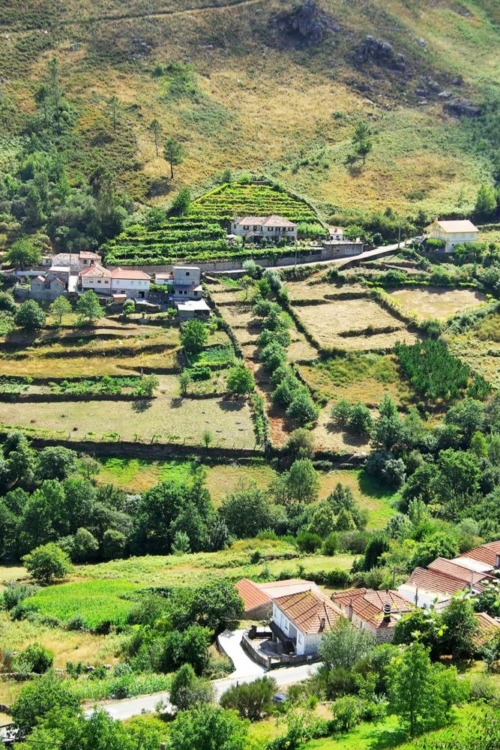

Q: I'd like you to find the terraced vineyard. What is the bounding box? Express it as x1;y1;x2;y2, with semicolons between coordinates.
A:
191;182;319;224
103;182;322;266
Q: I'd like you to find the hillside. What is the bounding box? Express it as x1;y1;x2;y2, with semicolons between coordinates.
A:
1;0;500;225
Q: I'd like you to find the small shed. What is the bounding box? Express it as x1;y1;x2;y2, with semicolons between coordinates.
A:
176;299;210;321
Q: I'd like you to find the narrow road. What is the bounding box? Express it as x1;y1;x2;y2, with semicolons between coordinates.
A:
212;241;410;276
85;630;320;721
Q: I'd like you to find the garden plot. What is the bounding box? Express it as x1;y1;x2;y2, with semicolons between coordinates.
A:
0;380;257;449
0;349;179;378
292;298;416;351
389;287;486;320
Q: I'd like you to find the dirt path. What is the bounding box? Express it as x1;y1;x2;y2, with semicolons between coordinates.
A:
0;0;264;32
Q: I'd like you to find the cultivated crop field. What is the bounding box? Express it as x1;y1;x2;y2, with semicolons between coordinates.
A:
292;298;417;351
389;286;487;320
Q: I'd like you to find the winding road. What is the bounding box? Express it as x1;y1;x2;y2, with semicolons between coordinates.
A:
85;630;320;721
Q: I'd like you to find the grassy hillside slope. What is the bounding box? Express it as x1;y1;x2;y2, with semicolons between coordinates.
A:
1;0;499;215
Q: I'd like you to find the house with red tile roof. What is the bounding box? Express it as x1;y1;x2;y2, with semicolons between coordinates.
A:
271;590;343;655
236;578;321;620
80;265;151;299
231;215;297;243
462;541;500;570
332;588;413;643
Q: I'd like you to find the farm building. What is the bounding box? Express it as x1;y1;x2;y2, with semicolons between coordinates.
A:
231;215;298;243
271;590;343;656
236;578;322;620
30;274;67;302
331;588;414;643
328;226;344;241
425;219;479;253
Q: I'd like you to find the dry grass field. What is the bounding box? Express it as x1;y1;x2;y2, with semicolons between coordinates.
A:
0;385;257;448
390;287;487;320
292;299;418;351
297;353;412;406
0;350;179;378
287;281;366;303
312;403;372;456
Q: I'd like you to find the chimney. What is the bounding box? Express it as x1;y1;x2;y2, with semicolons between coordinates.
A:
414;587;419;607
319;618;326;632
383;602;392;622
347;599;353;622
495;554;500;570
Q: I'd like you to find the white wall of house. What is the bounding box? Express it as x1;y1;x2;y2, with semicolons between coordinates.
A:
111;278;150;298
429;228;479;253
82;277;111;292
231;222;297;242
272;604;320;656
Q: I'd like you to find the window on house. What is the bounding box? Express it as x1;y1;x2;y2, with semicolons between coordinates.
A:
186;272;190;276
97;280;101;284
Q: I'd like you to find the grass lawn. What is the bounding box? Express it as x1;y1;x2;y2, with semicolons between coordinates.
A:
319;470;399;530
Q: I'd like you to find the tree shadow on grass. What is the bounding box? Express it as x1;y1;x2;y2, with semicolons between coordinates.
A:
358;469;398;500
132;399;153;412
170;397;184;409
218;400;245;412
368;725;409;750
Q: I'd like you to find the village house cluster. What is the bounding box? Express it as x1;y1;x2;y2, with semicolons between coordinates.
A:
235;538;500;665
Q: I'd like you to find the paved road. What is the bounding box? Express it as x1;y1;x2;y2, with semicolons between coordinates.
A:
213;240;409;276
85;630;320;721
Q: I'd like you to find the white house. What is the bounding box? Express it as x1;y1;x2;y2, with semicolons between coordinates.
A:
328;226;344;241
236;578;322;620
109;268;151;299
332;588;413;643
80;264;112;294
42;251;101;273
271;591;343;656
171;266;203;302
176;299;210;321
425;219;479;253
231;215;297;243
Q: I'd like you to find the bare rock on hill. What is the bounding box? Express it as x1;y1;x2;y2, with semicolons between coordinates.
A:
444;98;481;117
356;36;406;72
273;1;340;46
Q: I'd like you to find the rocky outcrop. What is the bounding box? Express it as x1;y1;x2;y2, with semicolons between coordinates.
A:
444;98;481;117
356;36;406;72
273;1;339;46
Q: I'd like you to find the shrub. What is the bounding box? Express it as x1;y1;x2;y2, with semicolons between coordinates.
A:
23;543;72;584
331;696;362;733
220;676;276;721
16;643;54;674
286;389;319;425
296;532;323;553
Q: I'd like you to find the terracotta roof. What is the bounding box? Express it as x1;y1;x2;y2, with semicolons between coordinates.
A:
464;541;500;569
428;557;492;586
235;215;296;228
406;567;465;596
110;268;151;281
80;264;112;279
332;588;413;628
273;591;343;635
79;251;101;259
236;579;271;614
428;219;478;234
474;612;500;648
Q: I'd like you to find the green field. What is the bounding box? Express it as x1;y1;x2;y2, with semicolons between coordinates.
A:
28;579;139;629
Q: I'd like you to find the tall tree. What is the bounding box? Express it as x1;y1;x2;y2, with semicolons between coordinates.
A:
164;136;185;179
5;237;41;269
76;290;102;325
49;296;72;326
